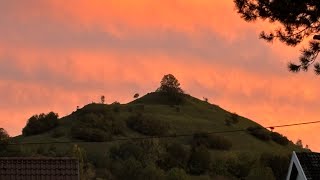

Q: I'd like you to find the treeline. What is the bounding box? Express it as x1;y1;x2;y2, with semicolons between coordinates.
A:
22;112;59;136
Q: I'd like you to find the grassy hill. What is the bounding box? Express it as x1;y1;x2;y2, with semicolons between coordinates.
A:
6;92;304;180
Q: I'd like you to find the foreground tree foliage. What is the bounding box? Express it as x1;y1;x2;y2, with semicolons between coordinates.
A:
22;112;59;136
0;128;10;149
0;128;9;141
234;0;320;74
260;153;290;180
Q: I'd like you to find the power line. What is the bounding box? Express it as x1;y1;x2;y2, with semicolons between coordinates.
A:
5;120;320;146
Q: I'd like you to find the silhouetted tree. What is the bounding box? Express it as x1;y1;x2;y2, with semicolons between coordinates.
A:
157;74;184;94
0;128;9;148
22;112;59;136
134;93;140;99
305;144;310;150
295;139;303;148
101;95;105;104
203;97;208;102
225;112;240;126
234;0;320;74
0;128;9;141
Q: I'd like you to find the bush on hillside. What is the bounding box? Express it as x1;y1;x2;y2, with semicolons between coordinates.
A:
72;127;111;142
112;119;126;135
166;168;189;180
192;133;232;150
159;143;190;170
188;146;211;175
111;158;144;180
78;104;108;116
246;167;276;180
270;132;289;146
225;153;256;179
110;142;144;161
138;139;166;163
260;153;290;180
126;113;169;136
246;126;271;141
111;101;121;112
139;163;166;180
22;112;59;136
71;113;114;142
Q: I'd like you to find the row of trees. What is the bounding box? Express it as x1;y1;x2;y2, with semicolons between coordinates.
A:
22;112;59;136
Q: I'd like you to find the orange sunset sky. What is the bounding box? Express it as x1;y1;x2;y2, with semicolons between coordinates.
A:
0;0;319;151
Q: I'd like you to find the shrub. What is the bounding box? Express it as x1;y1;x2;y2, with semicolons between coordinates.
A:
22;112;59;136
246;167;275;180
230;113;239;124
192;133;232;150
134;93;140;99
71;127;111;142
207;135;232;150
112;158;143;180
138;139;166;163
270;132;289;145
126;113;169;136
71;113;113;141
110;142;144;161
160;143;190;170
225;113;239;126
246;126;271;141
225;153;256;179
111;102;121;112
140;163;165;180
166;168;189;180
78;104;108;115
260;153;290;180
188;146;211;175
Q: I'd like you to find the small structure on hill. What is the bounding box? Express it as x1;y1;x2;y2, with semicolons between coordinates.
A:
0;157;79;180
286;151;320;180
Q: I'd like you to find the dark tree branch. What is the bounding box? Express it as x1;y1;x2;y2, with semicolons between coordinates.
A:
234;0;320;75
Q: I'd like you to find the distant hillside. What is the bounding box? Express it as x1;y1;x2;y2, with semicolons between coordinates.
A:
5;91;306;180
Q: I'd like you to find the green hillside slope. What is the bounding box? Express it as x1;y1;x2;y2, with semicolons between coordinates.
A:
5;92;304;180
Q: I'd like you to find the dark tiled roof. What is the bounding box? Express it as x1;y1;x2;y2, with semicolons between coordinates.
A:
296;152;320;180
0;157;79;180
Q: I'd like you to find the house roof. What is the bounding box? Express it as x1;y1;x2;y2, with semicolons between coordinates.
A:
0;157;79;180
296;152;320;180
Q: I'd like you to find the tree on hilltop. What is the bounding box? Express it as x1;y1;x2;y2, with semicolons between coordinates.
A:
157;74;184;94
